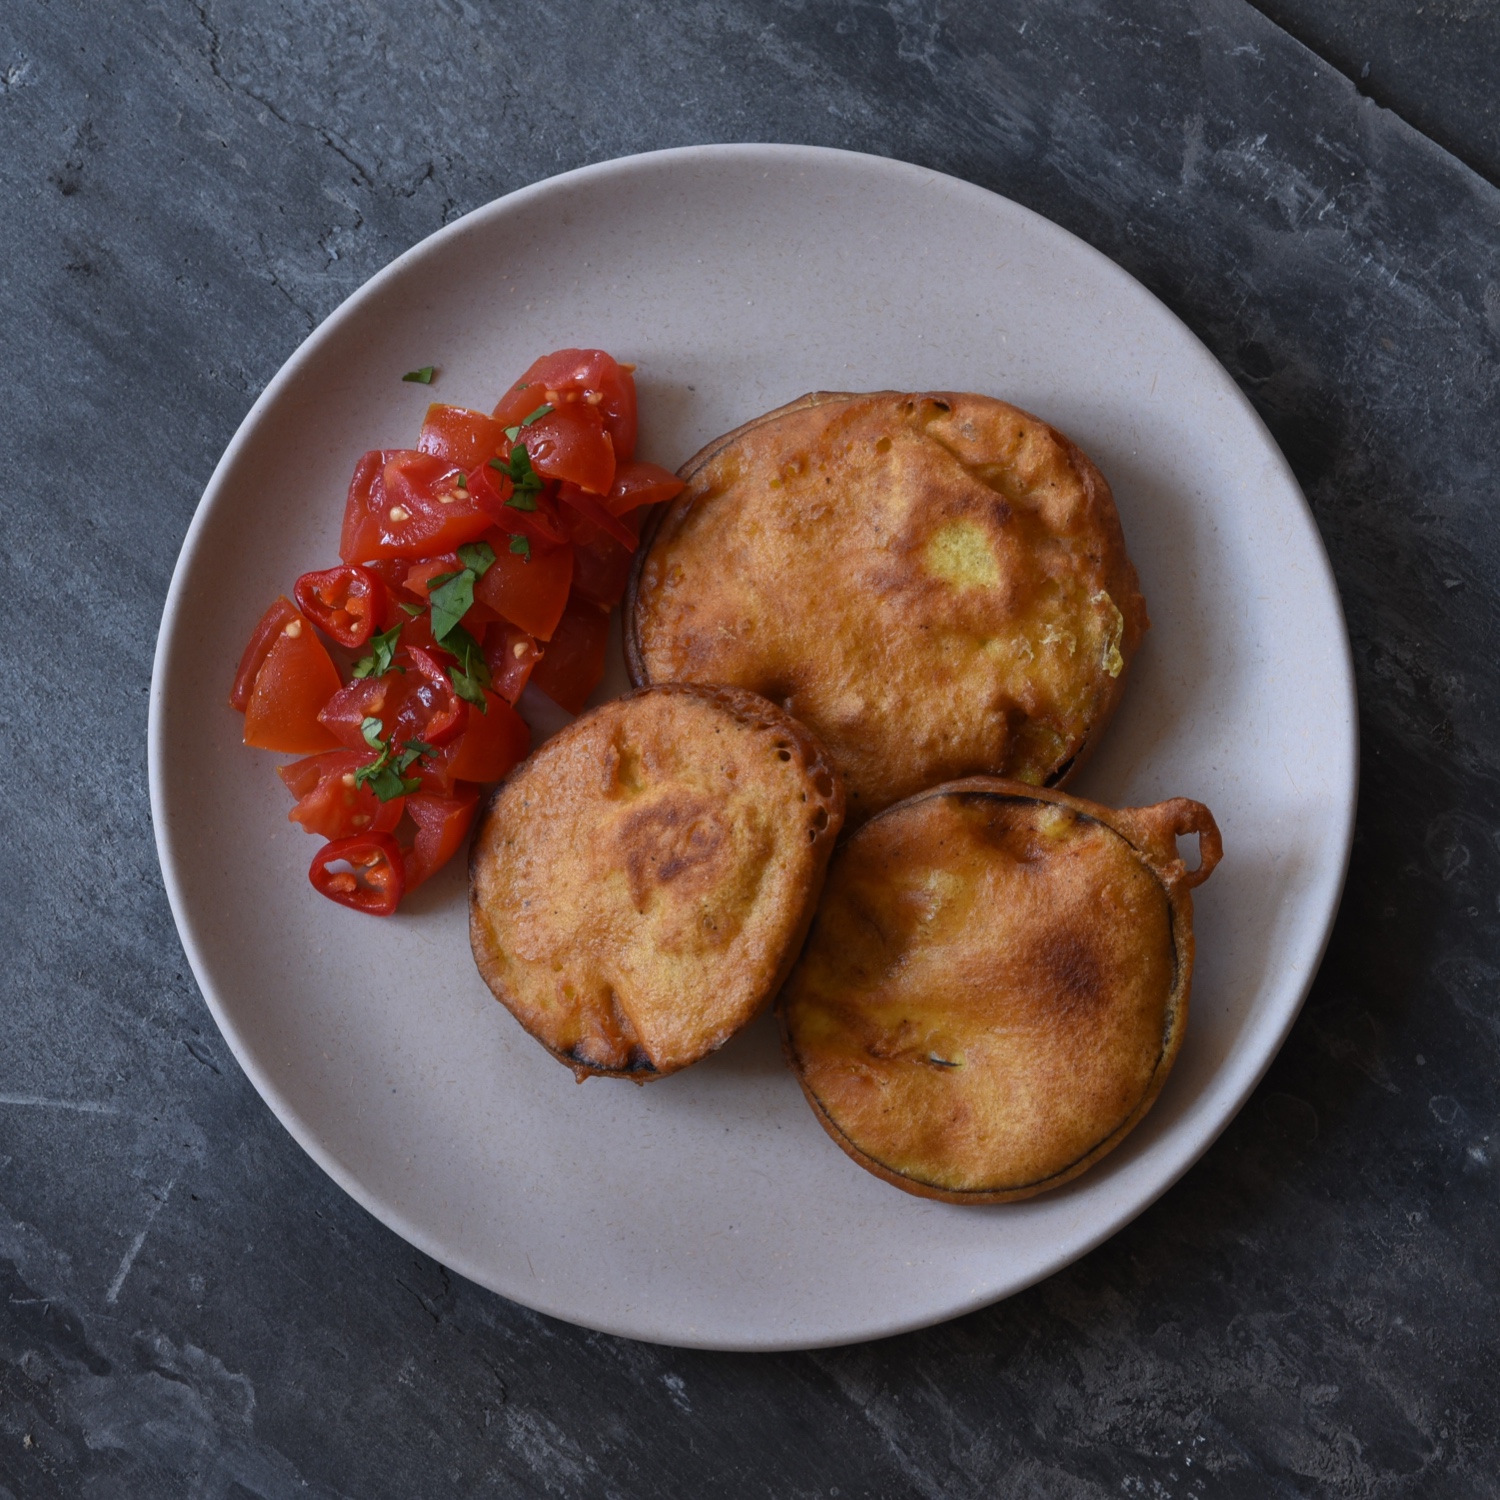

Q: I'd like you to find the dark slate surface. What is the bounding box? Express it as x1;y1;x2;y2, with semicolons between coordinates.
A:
3;0;1498;1494
1247;0;1500;189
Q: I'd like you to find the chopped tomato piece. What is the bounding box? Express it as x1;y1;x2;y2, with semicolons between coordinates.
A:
400;556;498;629
558;482;637;551
243;620;342;753
277;750;404;839
465;455;571;547
493;350;637;462
418;404;509;470
309;833;404;915
318;647;463;750
521;405;615;495
396;608;440;654
444;690;530;782
605;460;684;516
391;645;466;746
473;533;573;640
403;789;480;889
483;621;543;704
230;596;302;711
338;449;493;563
570;508;645;609
318;671;407;748
529;597;610;714
293;564;386;648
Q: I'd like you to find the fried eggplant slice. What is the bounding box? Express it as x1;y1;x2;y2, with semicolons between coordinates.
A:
627;392;1148;827
469;683;844;1081
778;778;1221;1202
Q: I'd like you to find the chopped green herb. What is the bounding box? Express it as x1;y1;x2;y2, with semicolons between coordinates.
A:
503;425;521;443
398;601;424;618
402;366;436;384
490;442;546;511
455;540;496;578
429;570;475;642
522;403;553;426
509;535;531;560
352;718;430;801
448;666;489;709
442;622;492;711
351;623;403;680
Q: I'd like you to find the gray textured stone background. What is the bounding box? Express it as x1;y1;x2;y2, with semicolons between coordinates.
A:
3;1;1499;1495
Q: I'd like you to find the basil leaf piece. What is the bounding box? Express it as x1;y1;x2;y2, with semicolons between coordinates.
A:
398;601;423;618
442;624;491;712
448;666;488;710
521;403;553;426
359;716;385;752
428;570;475;642
442;624;491;684
503;425;521;442
456;540;496;578
351;623;403;680
394;740;434;775
509;535;531;560
402;366;436;384
491;442;546;511
364;763;416;801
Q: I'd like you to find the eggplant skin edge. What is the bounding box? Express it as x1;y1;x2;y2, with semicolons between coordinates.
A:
777;776;1222;1204
625;391;1150;828
469;682;845;1083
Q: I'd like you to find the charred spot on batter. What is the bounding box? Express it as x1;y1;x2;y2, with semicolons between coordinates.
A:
1035;929;1107;1018
621;793;729;910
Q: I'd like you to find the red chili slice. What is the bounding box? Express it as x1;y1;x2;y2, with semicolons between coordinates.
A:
309;833;405;915
293;564;387;648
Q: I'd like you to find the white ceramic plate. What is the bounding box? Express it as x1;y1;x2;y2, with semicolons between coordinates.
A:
149;145;1356;1351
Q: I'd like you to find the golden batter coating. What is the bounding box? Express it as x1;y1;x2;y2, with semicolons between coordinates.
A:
778;779;1221;1202
627;392;1148;827
469;684;844;1081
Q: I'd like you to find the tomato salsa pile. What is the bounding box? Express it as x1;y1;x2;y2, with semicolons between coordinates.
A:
230;349;683;915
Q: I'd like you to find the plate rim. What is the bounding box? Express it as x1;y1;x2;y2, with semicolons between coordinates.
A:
148;142;1359;1350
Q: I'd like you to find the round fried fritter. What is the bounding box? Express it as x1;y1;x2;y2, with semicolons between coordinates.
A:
778;779;1221;1202
626;392;1148;827
469;684;844;1081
